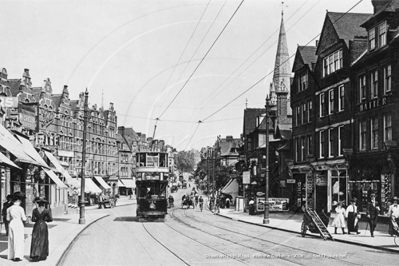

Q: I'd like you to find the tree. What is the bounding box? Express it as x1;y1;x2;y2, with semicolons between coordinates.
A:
175;150;197;173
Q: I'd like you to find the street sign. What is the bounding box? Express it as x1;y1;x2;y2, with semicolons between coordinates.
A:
242;171;250;184
286;179;296;184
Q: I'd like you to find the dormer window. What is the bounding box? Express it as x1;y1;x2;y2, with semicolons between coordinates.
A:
379;21;387;47
368;28;375;50
298;71;308;92
323;49;342;77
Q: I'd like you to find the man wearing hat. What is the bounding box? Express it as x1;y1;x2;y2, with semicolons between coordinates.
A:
366;193;380;237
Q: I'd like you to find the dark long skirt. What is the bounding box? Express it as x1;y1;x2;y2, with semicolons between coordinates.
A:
30;220;49;260
347;212;358;233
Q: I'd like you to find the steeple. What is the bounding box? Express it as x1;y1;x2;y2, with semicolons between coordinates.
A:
272;10;291;115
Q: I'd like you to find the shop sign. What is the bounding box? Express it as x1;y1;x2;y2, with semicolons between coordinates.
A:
359;96;387;112
242;171;250;184
286;179;295;184
256;197;289;212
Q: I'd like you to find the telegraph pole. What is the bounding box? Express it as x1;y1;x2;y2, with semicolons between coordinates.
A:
79;89;89;224
263;94;270;225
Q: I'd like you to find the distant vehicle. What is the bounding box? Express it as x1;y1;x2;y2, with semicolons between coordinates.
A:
171;185;178;193
135;151;169;221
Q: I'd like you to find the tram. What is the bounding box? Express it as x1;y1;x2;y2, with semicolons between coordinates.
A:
135;151;169;221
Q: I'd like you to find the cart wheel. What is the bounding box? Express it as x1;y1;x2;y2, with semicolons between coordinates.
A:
301;222;307;237
394;236;399;247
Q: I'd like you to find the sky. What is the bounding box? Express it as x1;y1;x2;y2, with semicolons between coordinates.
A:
0;0;373;151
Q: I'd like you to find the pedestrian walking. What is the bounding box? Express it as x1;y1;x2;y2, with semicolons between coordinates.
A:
7;191;27;262
199;196;204;212
2;194;13;236
225;197;230;209
332;202;346;234
345;198;360;234
366;193;380;237
248;198;255;215
388;197;399;236
30;197;52;261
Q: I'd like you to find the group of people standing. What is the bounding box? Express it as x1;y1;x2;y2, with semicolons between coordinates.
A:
1;192;52;262
331;193;398;237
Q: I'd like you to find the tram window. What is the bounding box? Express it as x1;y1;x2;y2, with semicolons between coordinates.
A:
139;154;146;166
147;153;159;167
159;154;166;167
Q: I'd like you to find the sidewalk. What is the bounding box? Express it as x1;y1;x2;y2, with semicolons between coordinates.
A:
0;196;136;266
217;208;399;253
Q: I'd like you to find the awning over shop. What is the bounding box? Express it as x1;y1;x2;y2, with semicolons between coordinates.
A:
77;178;102;194
0;125;38;166
221;178;239;201
117;180;125;187
44;169;67;189
14;134;49;169
0;152;21;169
120;179;135;188
94;176;111;189
44;151;75;186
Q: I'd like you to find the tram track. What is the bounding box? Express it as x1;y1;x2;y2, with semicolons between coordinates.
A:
166;206;369;266
141;212;254;266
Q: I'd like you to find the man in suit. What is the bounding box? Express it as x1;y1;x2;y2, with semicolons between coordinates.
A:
366;193;380;237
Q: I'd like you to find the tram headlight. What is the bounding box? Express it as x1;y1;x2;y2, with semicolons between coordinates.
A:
149;201;156;209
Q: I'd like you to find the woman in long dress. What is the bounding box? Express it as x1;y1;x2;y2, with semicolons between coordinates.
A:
332;202;346;234
30;198;52;261
345;199;360;234
7;192;27;262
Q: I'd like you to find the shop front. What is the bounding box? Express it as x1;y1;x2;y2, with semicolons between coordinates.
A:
350;154;394;215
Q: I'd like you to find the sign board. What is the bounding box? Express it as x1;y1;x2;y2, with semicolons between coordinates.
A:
242;171;250;184
0;97;18;108
286;179;296;184
256;197;289;212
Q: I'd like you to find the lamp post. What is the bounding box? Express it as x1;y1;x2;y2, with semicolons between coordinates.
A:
263;94;270;224
79;89;89;224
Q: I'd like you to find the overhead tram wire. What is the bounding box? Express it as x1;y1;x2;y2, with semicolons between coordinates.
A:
157;0;245;119
159;0;212;95
158;0;228;115
183;121;202;151
200;0;364;122
195;0;311;109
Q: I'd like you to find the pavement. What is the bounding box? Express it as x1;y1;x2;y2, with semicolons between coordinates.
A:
217;207;399;253
0;196;136;266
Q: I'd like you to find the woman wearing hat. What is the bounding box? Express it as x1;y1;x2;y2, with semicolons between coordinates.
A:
388;196;399;236
7;191;27;262
30;197;52;261
345;198;360;234
332;202;346;234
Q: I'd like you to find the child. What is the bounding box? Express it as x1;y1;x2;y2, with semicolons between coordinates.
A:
332;202;346;234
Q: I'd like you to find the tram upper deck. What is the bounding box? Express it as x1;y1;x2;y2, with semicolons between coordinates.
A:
135;151;169;173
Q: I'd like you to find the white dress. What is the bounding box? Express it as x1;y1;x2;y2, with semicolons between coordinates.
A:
7;204;27;260
332;206;346;228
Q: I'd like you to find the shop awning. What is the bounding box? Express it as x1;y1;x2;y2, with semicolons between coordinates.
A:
14;134;49;169
0;125;37;165
77;178;102;194
44;169;67;189
94;176;111;189
67;177;81;188
0;152;21;169
120;179;135;188
117;180;125;187
44;151;75;185
221;178;239;199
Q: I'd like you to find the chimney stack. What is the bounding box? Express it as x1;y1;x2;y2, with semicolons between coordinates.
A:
372;0;390;14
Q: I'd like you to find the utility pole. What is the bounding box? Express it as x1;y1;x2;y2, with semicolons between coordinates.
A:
263;94;270;225
79;89;89;225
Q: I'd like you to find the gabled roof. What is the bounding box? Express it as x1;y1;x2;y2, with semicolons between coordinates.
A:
243;108;265;136
292;46;317;72
317;12;372;54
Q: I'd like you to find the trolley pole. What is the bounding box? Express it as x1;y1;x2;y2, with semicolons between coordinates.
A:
79;88;89;225
263;94;270;225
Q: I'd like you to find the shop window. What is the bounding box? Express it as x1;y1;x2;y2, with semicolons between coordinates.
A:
331;170;348;209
